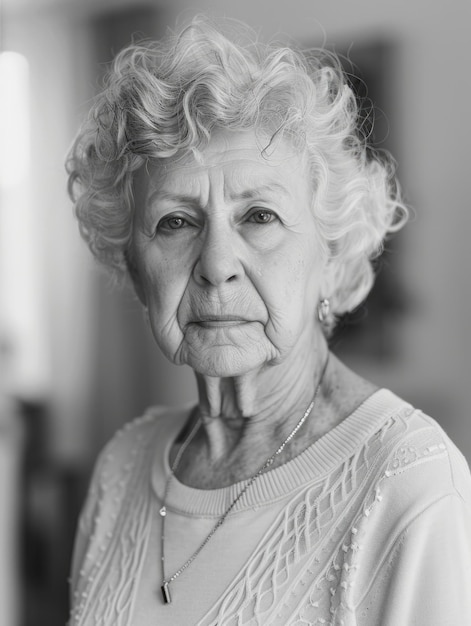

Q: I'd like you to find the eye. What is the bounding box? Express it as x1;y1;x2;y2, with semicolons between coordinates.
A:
247;209;277;224
157;215;189;231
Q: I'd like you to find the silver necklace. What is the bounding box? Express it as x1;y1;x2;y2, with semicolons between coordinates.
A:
159;356;329;604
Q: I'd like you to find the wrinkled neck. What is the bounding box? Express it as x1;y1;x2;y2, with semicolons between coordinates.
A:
193;329;329;463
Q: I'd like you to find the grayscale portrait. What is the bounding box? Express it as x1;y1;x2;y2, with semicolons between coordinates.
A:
1;3;469;625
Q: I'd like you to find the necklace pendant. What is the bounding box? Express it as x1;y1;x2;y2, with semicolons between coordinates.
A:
161;581;172;604
159;506;167;517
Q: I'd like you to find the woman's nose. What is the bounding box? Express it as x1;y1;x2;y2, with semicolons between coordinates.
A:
193;225;243;287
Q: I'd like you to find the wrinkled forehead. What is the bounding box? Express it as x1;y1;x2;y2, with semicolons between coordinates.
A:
135;128;310;199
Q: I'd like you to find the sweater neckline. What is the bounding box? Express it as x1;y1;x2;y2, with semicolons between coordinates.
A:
150;389;409;518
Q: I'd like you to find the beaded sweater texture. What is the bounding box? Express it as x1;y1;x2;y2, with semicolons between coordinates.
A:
69;390;471;625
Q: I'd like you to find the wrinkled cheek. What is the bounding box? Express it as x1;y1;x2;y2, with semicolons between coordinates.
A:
142;252;189;311
261;278;317;353
148;312;185;364
143;276;189;362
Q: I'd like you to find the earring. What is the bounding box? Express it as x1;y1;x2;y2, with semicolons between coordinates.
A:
318;298;330;323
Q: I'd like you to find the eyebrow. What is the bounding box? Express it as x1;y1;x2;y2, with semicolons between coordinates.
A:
228;183;291;202
146;190;201;207
147;182;291;208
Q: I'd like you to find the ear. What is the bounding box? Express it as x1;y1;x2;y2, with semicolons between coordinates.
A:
124;249;147;306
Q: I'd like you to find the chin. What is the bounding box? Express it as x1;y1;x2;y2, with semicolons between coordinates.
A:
177;323;277;377
184;345;269;378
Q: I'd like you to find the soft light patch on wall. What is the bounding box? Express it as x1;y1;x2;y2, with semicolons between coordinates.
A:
0;51;49;397
0;52;30;188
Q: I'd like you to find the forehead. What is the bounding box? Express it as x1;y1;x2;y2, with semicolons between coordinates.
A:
141;129;310;197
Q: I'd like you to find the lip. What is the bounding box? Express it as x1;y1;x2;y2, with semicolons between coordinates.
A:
192;315;251;328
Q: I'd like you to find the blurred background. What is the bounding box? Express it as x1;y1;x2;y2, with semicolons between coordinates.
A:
0;0;469;623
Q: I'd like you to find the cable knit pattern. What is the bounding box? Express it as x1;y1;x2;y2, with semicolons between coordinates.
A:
70;416;157;625
69;391;471;626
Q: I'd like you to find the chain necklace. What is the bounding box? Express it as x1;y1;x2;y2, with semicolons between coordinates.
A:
159;355;329;604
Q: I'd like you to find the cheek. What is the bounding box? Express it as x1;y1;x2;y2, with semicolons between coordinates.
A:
258;241;322;311
138;248;191;316
135;250;195;363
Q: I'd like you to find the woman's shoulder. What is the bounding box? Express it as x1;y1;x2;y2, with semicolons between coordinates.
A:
76;404;193;533
86;404;192;493
368;390;471;505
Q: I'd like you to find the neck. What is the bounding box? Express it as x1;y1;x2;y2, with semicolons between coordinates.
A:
193;328;329;465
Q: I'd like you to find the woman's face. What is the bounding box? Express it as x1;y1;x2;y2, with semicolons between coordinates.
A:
131;129;329;377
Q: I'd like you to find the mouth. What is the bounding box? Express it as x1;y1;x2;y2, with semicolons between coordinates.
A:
192;315;250;328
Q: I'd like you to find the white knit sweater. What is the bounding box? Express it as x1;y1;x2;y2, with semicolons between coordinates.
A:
69;390;471;625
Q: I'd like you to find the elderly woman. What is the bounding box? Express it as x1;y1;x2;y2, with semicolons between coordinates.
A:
67;17;471;626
